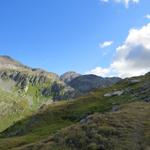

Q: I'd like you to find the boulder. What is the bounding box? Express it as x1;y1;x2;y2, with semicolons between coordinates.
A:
129;79;141;84
104;90;124;97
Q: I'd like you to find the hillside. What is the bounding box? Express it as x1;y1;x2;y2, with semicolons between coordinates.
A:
0;56;76;133
0;71;149;150
20;102;150;150
0;55;121;132
0;88;30;132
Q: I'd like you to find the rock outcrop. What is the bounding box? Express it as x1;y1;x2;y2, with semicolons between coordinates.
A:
104;90;124;97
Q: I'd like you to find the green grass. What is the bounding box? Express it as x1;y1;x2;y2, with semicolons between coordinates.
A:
25;83;52;109
0;88;31;132
32;102;149;150
0;77;67;133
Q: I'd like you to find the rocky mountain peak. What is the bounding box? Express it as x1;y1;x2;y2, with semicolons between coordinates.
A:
0;55;26;69
60;71;81;84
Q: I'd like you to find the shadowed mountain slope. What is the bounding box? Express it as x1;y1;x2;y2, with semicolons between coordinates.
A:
68;74;121;93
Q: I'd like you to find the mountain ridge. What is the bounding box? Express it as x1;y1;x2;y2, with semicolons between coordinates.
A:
0;55;121;98
0;55;121;133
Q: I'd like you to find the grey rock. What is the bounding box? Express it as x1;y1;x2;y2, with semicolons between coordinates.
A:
129;79;141;84
104;90;124;97
112;105;120;112
80;118;87;124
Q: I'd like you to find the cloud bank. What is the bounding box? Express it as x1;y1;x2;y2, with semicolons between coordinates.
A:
87;23;150;78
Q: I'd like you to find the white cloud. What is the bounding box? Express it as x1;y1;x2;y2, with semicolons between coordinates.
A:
86;67;110;77
111;23;150;77
145;14;150;19
100;0;140;7
87;23;150;78
99;41;114;48
100;0;109;2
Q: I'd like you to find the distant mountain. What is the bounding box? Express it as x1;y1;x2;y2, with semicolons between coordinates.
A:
0;55;27;69
60;71;81;84
68;74;121;93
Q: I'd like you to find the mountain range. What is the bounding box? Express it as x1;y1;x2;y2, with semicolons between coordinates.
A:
0;55;121;101
0;55;149;150
0;55;121;131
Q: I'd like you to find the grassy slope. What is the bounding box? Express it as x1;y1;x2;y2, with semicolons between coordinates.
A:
0;88;31;132
0;70;60;133
20;102;150;150
0;73;149;150
0;81;53;133
0;67;75;137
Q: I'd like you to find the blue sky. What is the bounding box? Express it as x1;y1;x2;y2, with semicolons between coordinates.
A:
0;0;150;76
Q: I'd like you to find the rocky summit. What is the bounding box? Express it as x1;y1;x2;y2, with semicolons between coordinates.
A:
60;71;81;84
0;55;27;69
